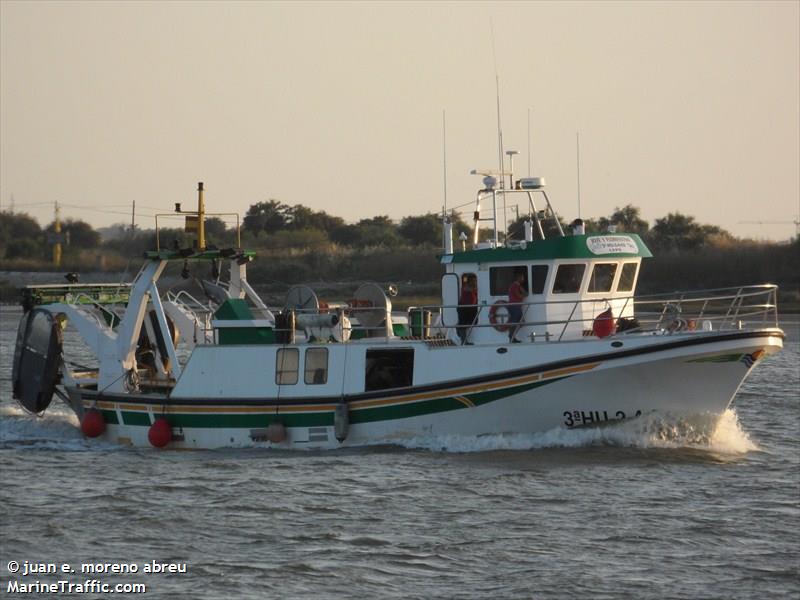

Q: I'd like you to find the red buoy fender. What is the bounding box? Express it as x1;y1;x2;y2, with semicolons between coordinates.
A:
266;421;287;443
489;301;510;332
592;308;616;338
81;408;106;438
148;417;172;448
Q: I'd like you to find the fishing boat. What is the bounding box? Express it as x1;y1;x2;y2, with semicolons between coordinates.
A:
12;175;784;449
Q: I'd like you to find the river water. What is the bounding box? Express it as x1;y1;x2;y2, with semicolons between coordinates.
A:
0;305;797;599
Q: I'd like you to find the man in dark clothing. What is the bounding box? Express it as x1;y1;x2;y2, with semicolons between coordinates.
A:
507;270;527;343
457;275;478;344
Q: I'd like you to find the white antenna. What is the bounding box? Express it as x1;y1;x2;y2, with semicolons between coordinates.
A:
527;108;532;177
442;109;447;214
490;19;504;188
576;131;582;219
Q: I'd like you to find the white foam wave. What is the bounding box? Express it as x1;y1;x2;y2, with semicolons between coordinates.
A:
0;403;104;451
390;409;758;454
0;401;757;455
707;408;759;454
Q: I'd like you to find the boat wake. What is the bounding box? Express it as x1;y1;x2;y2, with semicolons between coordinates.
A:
0;403;113;451
0;401;757;456
390;409;759;455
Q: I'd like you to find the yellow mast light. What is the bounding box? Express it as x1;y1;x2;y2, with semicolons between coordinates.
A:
197;181;205;251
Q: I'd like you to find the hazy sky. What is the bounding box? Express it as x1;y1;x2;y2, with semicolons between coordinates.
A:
1;1;798;241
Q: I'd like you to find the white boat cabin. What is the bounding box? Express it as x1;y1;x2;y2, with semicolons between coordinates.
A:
439;179;652;343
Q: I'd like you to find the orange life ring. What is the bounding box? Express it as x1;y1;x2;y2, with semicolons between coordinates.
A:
489;300;510;332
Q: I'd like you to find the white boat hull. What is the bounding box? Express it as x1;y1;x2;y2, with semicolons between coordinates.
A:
69;329;783;450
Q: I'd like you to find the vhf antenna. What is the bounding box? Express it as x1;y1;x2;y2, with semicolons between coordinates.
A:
491;19;504;188
527;107;532;177
442;109;448;215
576;131;582;219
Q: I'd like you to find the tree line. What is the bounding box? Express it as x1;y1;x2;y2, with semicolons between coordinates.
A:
1;200;797;310
507;204;737;254
0;198;793;264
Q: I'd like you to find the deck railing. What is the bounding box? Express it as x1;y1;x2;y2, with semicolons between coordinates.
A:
630;284;779;332
405;284;780;344
64;283;777;347
242;284;779;345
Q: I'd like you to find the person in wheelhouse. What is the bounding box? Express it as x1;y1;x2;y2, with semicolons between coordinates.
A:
507;268;528;343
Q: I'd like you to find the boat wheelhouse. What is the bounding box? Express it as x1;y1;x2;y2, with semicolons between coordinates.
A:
441;233;650;344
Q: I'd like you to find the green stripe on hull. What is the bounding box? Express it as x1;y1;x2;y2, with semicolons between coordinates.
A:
98;409;119;425
469;379;557;407
348;377;560;425
142;411;332;429
122;412;152;426
687;353;743;364
349;396;465;425
108;377;564;430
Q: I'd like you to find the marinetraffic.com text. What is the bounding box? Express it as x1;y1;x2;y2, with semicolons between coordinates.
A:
5;560;188;595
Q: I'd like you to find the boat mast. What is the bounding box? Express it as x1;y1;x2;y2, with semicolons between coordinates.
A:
52;201;62;267
442;109;454;254
442;109;447;215
492;34;504;191
505;149;518;237
491;20;505;245
527;107;532;177
197;182;206;250
576;132;582;220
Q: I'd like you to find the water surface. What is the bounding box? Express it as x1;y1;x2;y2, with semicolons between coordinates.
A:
1;307;797;599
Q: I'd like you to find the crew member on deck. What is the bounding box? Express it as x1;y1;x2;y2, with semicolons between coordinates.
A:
508;269;527;343
457;274;478;344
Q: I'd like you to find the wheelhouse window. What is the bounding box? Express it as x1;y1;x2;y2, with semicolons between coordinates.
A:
276;348;299;385
617;262;638;292
490;266;528;296
530;265;549;295
304;348;328;385
587;263;617;293
365;349;414;392
552;264;586;294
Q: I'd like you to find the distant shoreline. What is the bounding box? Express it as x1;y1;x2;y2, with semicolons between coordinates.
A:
1;267;798;316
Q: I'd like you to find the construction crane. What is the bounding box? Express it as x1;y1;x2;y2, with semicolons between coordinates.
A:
739;219;799;237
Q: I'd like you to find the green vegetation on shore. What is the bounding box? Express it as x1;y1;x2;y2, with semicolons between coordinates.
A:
1;201;797;310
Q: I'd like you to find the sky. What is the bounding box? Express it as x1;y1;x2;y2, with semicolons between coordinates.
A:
1;1;798;241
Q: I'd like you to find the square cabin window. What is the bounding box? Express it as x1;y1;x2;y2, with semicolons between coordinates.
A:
304;348;328;385
489;266;528;296
552;264;586;294
588;263;618;293
276;348;299;385
365;349;414;392
617;262;639;292
530;265;549;295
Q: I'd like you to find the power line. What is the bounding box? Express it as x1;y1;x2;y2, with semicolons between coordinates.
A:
136;205;174;212
58;203;157;218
